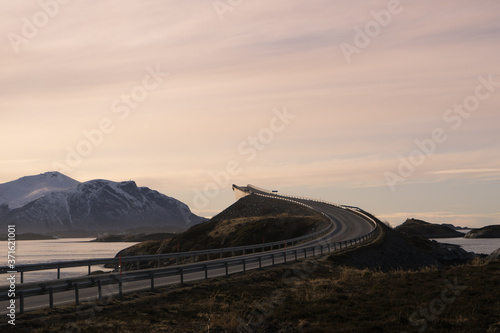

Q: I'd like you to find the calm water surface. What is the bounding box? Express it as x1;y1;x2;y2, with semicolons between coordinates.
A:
1;238;137;284
433;237;499;255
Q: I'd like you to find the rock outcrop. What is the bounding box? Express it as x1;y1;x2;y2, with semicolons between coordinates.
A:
395;218;464;238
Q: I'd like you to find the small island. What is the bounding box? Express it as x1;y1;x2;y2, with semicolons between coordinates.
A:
91;233;175;242
0;233;56;240
395;218;464;238
465;225;500;238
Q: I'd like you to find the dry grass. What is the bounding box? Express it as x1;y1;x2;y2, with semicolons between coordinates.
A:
6;258;499;333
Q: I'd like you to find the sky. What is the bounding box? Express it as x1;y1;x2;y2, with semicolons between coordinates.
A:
0;0;499;228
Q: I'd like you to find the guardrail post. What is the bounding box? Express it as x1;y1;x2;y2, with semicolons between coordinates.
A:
272;254;275;267
220;252;223;259
119;278;123;298
225;262;229;277
204;264;208;280
283;251;287;264
304;248;307;258
97;280;102;300
75;283;79;305
19;291;24;314
49;287;54;308
312;247;315;256
180;268;184;285
57;267;61;280
327;244;331;253
243;249;246;255
150;271;155;291
20;271;23;284
294;250;298;262
243;259;246;273
258;257;262;269
88;264;91;276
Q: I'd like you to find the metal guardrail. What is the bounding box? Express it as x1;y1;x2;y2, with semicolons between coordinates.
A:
0;228;378;313
0;185;380;314
246;184;379;229
0;191;335;283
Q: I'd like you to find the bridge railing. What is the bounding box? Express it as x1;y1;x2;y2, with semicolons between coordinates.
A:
0;194;335;283
0;226;378;314
247;184;379;229
0;185;381;314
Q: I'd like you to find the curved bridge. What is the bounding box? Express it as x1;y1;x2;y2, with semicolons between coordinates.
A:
1;185;379;314
233;184;377;245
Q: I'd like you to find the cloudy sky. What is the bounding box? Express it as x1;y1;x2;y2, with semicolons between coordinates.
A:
1;0;499;227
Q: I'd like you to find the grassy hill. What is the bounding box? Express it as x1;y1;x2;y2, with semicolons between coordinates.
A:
5;200;496;332
116;194;329;261
8;257;499;332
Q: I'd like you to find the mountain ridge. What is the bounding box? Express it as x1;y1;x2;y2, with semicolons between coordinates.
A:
0;172;206;234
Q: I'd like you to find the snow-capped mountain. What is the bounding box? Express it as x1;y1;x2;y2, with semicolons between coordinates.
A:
0;172;80;209
0;172;206;234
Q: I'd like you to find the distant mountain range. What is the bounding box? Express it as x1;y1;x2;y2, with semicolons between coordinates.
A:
0;172;206;234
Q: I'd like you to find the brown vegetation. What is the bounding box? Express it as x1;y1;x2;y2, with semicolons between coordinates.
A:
6;257;499;333
117;195;328;258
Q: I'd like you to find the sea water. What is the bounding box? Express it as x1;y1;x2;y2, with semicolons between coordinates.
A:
432;237;499;255
0;238;137;285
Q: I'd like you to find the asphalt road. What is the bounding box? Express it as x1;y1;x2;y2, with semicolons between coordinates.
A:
1;192;376;314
